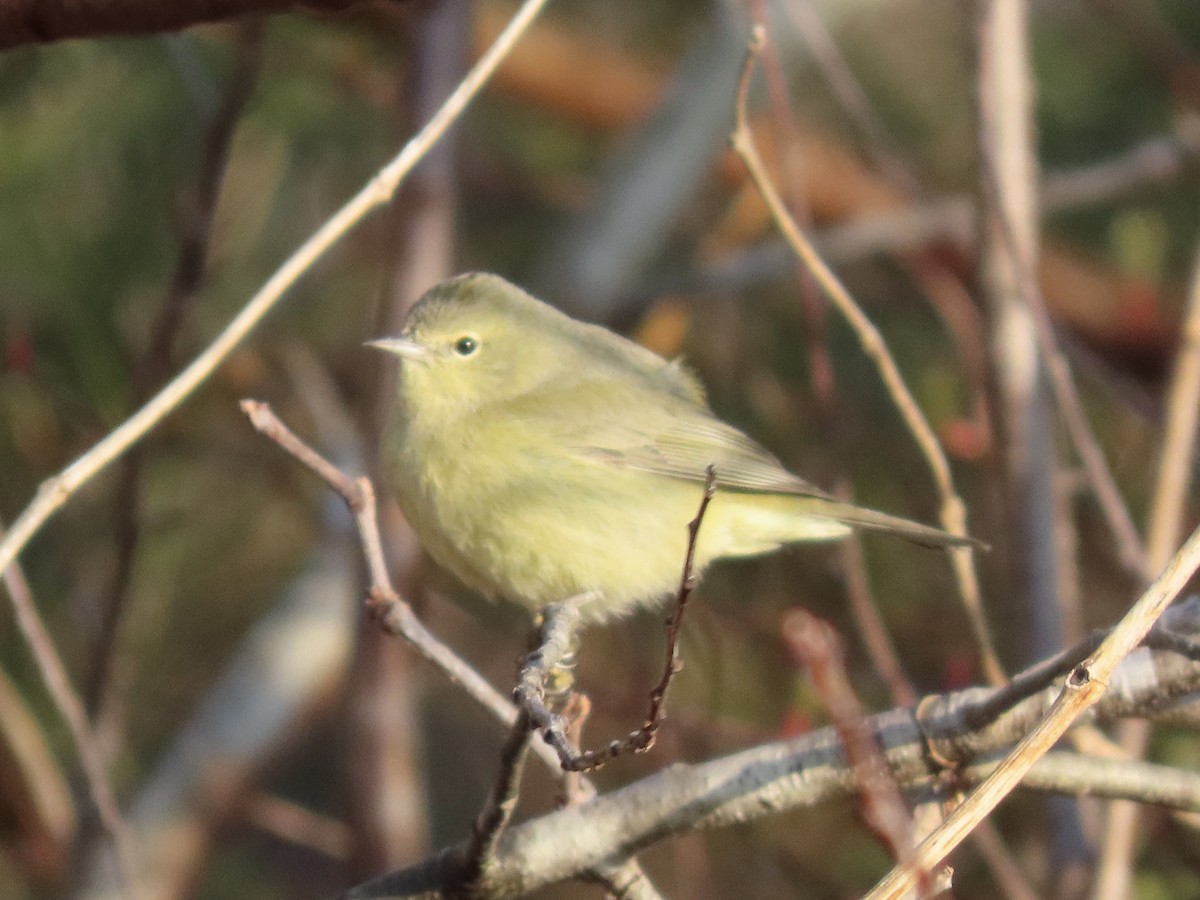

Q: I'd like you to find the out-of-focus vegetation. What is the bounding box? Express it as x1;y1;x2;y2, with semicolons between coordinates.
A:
2;1;1200;897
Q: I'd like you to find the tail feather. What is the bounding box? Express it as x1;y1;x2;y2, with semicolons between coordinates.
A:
797;497;987;551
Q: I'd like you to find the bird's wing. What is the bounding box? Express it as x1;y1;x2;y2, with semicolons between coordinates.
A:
577;410;836;499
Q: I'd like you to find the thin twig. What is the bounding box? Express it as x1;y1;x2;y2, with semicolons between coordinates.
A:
730;26;1001;685
1095;232;1200;900
836;518;917;707
241;792;353;861
239;400;538;745
1147;241;1200;585
0;0;550;581
747;5;921;711
0;521;140;897
864;521;1200;899
517;469;717;772
780;0;921;196
463;709;535;887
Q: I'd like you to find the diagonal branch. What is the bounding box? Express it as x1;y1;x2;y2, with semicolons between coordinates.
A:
240;400;661;898
0;0;550;588
865;521;1200;899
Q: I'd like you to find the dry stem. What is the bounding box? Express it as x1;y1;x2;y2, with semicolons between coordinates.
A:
730;26;1001;685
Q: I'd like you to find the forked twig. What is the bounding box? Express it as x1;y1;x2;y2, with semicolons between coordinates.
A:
516;468;718;772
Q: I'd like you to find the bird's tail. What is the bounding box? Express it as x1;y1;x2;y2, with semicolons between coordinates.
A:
795;497;987;550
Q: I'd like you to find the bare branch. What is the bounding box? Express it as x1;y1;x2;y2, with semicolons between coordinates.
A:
0;0;551;609
865;521;1200;899
0;521;140;897
344;618;1200;898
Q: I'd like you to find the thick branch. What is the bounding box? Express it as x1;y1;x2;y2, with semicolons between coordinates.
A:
343;612;1200;898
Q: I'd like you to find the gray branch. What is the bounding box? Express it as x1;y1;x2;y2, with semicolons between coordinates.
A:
344;601;1200;898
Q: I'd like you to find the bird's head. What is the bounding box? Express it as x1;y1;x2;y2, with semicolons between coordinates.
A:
367;273;576;422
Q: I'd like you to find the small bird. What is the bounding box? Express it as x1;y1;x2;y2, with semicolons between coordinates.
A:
370;273;979;624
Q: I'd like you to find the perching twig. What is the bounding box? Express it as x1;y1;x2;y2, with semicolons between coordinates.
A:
241;401;661;897
517;468;717;773
509;603;586;760
730;26;1001;686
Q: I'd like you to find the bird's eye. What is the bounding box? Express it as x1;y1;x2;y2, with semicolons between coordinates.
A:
453;336;479;356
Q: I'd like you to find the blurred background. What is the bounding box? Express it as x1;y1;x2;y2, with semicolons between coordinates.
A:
3;0;1200;897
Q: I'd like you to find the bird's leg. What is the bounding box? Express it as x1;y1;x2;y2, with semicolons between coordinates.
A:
545;643;577;702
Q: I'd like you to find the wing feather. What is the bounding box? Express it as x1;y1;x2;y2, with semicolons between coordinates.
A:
577;412;834;499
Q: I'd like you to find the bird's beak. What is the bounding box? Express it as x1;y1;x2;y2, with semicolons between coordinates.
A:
365;336;429;362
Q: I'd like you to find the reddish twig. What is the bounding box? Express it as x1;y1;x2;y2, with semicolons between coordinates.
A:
782;611;924;879
241;792;353;861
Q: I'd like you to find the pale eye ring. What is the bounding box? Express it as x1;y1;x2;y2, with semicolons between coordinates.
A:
453;336;479;356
